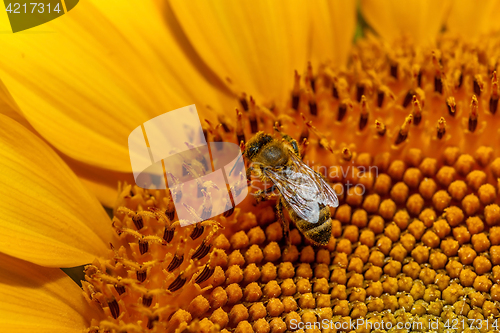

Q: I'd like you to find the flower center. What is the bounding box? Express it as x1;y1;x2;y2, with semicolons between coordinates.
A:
84;32;500;332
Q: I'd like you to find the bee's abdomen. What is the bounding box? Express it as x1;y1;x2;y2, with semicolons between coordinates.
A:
292;204;332;245
301;217;332;245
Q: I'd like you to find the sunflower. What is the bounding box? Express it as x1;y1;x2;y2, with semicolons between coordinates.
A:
2;0;500;332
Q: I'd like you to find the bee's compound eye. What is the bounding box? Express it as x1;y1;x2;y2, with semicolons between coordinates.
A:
247;146;258;157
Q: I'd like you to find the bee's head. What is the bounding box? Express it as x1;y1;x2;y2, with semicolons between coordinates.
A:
244;132;273;160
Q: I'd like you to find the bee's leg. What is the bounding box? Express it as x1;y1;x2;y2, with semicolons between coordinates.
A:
246;166;253;182
252;184;276;204
276;199;291;249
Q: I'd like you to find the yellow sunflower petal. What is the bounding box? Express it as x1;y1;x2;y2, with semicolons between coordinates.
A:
78;174;125;209
0;0;223;173
0;252;99;332
167;0;311;104
361;0;451;44
446;0;500;38
63;156;135;208
0;114;112;267
309;0;357;67
0;78;34;131
0;81;125;207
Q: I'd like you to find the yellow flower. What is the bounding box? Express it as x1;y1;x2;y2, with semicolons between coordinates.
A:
0;115;109;330
2;0;500;332
0;0;228;207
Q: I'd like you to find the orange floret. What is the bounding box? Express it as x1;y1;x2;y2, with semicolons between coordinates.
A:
247;226;266;245
364;265;383;281
263;280;281;298
454;154;475;175
368;215;385;234
373;173;392;195
406;194;424;215
299;293;316;309
484;204;500;226
462;194;480;215
335;204;352;224
230;231;250;249
471;233;491;253
436;166;456;187
282;296;298;313
440;238;459;256
228;250;245;267
466;216;485;234
263;242;281;262
458;246;477;265
245;244;264;264
243;263;261;284
478;183;496;204
433;219;451;239
384;223;401;242
296;263;313;278
379;199;397;219
210;287;228;309
362;194;381;214
260;262;277;283
444;206;464;227
225;265;244;284
419;157;437;177
403;167;423;188
248;302;267;321
400;233;416;253
411;245;430;264
422;230;440;248
265;222;283;242
473;255;492;275
229;304;249;327
210;308;228;329
419;208;437;227
391;182;409;204
269;318;286;333
447;180;468;201
253;318;269;333
351;209;368;228
267;298;285;316
466;170;487;191
429;251;447;269
244;282;262;302
343;225;359;242
280;279;296;296
432;190;451;212
226;283;243;305
388;160;406;181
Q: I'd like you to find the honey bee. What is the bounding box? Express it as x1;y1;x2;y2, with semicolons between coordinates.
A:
244;131;339;245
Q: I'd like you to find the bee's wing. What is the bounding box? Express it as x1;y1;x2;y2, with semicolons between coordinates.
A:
264;167;322;223
288;152;339;208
